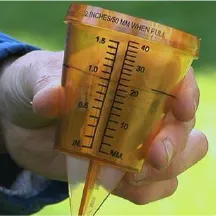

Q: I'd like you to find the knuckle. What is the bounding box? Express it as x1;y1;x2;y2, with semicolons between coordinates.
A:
166;164;180;179
129;188;149;205
166;178;178;197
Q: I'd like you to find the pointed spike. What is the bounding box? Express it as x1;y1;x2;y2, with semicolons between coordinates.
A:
67;156;126;216
79;160;100;215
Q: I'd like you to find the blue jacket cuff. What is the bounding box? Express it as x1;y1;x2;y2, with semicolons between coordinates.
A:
0;32;40;62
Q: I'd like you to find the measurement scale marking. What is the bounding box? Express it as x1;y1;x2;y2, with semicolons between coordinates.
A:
120;78;130;82
113;106;123;110
104;134;114;139
92;106;101;110
103;64;113;68
125;58;135;63
127;54;136;58
109;39;119;43
113;100;124;104
85;135;94;138
119;83;129;88
63;63;113;78
89;115;99;119
98;84;177;98
106;51;115;55
99;40;137;153
128;45;138;49
101;142;111;146
63;64;91;74
108;45;117;49
87;124;96;127
85;40;119;148
98;84;107;88
105;57;115;61
100;77;110;81
107;127;116;131
124;63;134;67
108;119;118;124
96;91;105;95
116;94;125;98
127;50;137;54
94;98;104;103
101;70;111;74
63;63;70;68
110;112;120;117
129;41;139;45
122;72;132;77
151;88;176;98
122;68;132;72
117;89;127;93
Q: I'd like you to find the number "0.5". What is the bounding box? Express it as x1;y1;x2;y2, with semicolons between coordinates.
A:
78;101;88;108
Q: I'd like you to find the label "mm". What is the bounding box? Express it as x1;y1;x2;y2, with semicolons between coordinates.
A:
110;150;123;159
72;139;81;147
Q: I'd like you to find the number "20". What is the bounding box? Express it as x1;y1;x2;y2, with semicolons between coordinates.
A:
130;90;139;97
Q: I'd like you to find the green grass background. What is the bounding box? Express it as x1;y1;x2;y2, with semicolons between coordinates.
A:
0;1;215;215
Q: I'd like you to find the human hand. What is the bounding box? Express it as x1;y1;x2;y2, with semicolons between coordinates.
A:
0;51;67;180
113;67;208;205
0;50;208;204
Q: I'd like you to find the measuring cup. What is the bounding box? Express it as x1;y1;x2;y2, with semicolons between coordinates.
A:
54;4;200;216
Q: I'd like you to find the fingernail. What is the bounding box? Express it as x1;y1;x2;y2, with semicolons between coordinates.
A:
163;137;173;165
133;165;148;183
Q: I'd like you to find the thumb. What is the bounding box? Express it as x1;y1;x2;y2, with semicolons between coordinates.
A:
0;51;64;128
31;51;65;119
32;80;64;118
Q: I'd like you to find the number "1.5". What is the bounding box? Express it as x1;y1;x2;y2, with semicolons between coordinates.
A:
96;36;106;44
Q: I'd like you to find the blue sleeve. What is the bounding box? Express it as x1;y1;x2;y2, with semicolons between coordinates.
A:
0;32;68;214
0;32;40;61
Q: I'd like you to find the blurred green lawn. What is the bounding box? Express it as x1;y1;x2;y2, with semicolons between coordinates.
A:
0;1;215;215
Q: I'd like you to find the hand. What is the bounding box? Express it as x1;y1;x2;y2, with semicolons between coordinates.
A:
113;67;208;205
0;51;67;180
0;51;208;205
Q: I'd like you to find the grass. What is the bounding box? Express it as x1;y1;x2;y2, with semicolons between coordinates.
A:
0;1;215;215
